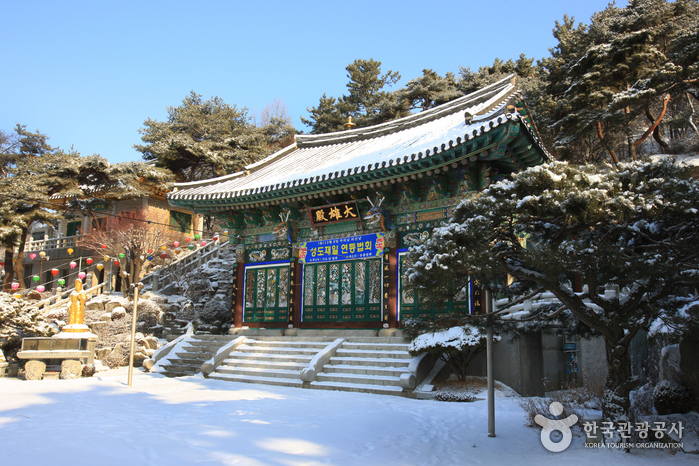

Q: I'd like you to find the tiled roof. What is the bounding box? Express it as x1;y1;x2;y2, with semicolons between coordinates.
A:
169;75;549;205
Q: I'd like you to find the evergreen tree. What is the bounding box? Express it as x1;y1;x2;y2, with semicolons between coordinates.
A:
0;125;172;291
134;91;270;182
406;159;699;422
395;69;463;112
302;59;405;133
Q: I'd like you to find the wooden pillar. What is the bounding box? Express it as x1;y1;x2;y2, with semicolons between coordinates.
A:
388;248;398;328
233;262;244;328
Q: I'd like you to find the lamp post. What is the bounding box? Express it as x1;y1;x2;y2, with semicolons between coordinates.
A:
127;282;144;387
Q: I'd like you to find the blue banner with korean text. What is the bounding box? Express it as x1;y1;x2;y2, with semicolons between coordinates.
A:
298;233;386;264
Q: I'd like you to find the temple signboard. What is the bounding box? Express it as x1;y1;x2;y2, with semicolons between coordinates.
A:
309;201;359;226
298;232;386;263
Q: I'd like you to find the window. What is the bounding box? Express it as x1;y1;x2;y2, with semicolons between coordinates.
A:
66;221;82;237
169;210;192;233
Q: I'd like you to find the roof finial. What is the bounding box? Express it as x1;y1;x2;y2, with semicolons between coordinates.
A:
344;116;356;130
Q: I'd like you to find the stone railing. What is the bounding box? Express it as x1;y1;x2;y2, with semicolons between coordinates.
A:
26;235;78;252
35;281;109;313
140;240;231;293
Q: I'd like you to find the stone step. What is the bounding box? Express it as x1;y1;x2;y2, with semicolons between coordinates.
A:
220;359;307;371
245;340;329;349
328;356;411;368
214;367;301;380
321;364;407;377
345;336;406;344
224;353;313;364
335;349;410;359
190;335;237;342
315;372;401;387
341;342;410;351
236;345;321;355
159;364;200;373
309;380;405;396
207;373;304;388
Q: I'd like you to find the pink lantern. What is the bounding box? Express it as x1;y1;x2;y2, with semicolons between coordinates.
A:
78;271;86;280
201;241;207;247
69;261;77;269
30;253;37;259
86;258;93;265
173;241;180;248
37;285;45;293
11;282;20;290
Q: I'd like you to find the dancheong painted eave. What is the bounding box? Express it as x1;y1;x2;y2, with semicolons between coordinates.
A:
168;74;552;212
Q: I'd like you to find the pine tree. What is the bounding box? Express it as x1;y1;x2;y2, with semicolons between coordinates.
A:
134;91;270;181
406;159;699;422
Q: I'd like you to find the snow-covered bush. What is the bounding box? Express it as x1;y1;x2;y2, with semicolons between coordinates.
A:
0;292;56;361
654;380;694;415
408;326;496;380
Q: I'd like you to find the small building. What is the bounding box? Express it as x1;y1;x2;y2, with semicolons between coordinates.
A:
22;192;203;291
168;75;550;331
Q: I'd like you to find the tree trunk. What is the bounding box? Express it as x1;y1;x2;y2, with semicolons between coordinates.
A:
645;108;671;152
596;122;620;166
602;334;636;423
13;227;29;289
2;246;15;292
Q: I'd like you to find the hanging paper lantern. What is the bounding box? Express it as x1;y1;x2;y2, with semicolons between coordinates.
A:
101;244;107;249
148;248;153;254
175;248;181;253
186;237;191;242
51;268;59;276
201;241;207;247
86;258;93;265
67;248;74;255
147;255;153;261
223;230;229;236
11;282;20;290
32;275;40;282
118;253;125;259
0;261;4;267
194;234;200;240
69;261;77;269
30;253;37;260
58;278;65;287
188;244;194;250
13;293;22;299
78;271;86;280
213;235;219;242
173;241;180;248
113;260;120;267
39;251;46;259
103;255;109;262
96;263;104;271
37;285;45;293
160;251;167;258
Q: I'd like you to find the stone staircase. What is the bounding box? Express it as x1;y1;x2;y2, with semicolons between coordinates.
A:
206;336;415;396
311;338;411;395
158;335;235;377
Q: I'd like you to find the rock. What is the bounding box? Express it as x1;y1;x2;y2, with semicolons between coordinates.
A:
149;295;168;304
105;301;124;312
25;360;46;380
99;312;112;321
60;360;82;379
132;352;148;365
85;301;105;311
660;344;681;383
26;291;42;300
81;364;95;377
111;307;126;320
142;358;155;371
145;348;155;357
138;336;160;350
95;348;112;360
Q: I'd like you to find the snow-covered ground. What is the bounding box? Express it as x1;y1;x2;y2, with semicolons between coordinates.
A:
0;369;694;465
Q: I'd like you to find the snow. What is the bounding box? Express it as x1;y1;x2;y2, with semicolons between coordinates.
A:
1;369;694;465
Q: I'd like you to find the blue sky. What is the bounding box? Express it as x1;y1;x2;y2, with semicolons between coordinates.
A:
2;0;623;163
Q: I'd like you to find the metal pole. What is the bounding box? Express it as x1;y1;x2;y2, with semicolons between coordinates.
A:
486;289;496;437
127;282;143;387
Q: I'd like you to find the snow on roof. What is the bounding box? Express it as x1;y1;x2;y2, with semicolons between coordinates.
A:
169;75;540;202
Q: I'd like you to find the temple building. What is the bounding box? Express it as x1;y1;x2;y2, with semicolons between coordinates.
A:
167;75;551;331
